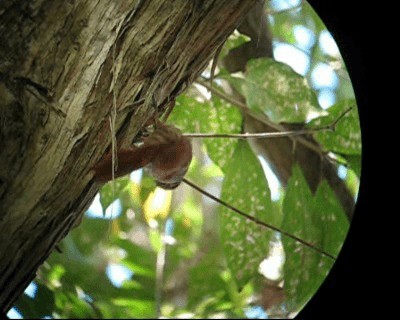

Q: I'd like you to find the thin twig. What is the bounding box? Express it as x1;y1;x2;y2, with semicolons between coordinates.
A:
329;107;352;129
183;107;352;139
183;178;336;261
184;128;321;139
195;79;349;155
197;77;308;132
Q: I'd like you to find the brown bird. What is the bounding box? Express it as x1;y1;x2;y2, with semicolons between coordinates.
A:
93;122;192;189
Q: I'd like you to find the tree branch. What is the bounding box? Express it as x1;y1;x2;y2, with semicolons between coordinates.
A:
183;178;336;261
183;107;352;139
196;78;326;155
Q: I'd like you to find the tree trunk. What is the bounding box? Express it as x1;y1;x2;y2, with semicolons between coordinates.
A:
0;0;256;312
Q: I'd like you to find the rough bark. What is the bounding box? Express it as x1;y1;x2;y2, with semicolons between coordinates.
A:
223;1;355;220
0;0;256;312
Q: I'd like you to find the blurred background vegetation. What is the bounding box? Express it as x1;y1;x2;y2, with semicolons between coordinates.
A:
10;0;360;318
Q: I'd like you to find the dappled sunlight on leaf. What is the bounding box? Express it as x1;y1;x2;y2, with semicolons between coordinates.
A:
219;141;274;288
282;165;348;312
245;58;327;123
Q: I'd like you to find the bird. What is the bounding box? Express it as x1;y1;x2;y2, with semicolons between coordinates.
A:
93;122;192;190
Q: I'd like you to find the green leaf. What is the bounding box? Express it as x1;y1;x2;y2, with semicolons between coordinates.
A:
245;58;327;123
99;177;130;214
282;165;349;312
189;260;228;311
200;97;242;171
308;99;361;154
139;173;157;205
219;140;274;288
314;181;349;257
71;217;110;255
281;166;324;311
168;94;242;171
219;73;248;98
117;240;157;301
220;31;251;61
167;95;204;133
345;154;362;178
14;283;55;318
14;295;37;318
115;239;156;279
111;298;155;318
47;264;66;285
54;291;96;318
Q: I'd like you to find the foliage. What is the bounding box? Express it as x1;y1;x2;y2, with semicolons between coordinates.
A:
219;141;273;289
244;58;326;123
12;0;360;319
281;165;349;311
308;99;361;154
